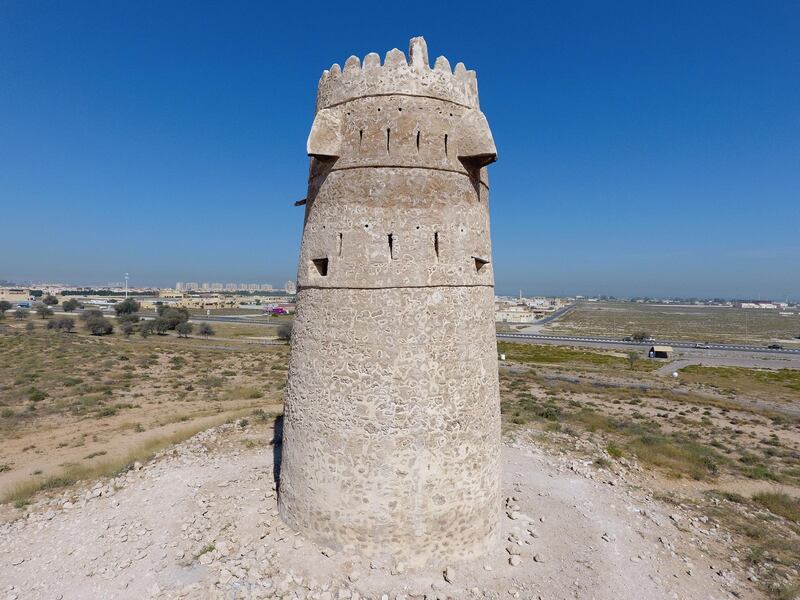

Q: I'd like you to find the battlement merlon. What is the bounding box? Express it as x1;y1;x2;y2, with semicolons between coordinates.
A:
308;38;497;170
315;37;481;112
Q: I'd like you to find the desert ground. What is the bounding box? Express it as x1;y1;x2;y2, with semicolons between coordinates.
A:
0;315;798;599
542;302;800;347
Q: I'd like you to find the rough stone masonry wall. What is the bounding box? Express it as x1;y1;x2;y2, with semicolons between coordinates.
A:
279;37;501;565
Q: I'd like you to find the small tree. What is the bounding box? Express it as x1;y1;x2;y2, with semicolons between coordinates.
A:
85;316;114;336
152;317;171;335
631;331;650;343
14;309;29;320
35;304;53;319
121;322;135;337
80;309;104;322
175;322;193;338
197;323;215;338
627;351;639;370
42;294;59;306
117;314;140;327
113;298;141;316
47;317;75;333
0;300;12;316
139;320;154;338
156;307;190;330
62;298;80;312
277;322;293;341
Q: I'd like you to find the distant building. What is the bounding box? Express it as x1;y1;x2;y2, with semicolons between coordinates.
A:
734;301;777;309
648;346;673;359
185;282;198;291
176;282;185;291
201;282;211;291
0;288;32;304
225;283;237;291
211;283;224;291
284;280;297;294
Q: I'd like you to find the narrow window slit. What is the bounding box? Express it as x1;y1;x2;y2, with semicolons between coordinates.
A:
416;131;420;151
337;233;342;256
359;129;363;146
386;128;391;153
434;231;439;259
444;134;448;156
388;233;394;259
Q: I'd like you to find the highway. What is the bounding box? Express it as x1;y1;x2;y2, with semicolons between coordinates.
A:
61;308;800;356
497;332;800;356
529;303;575;326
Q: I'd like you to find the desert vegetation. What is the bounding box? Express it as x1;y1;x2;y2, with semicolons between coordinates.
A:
1;320;797;597
497;341;800;596
545;301;800;346
0;318;288;509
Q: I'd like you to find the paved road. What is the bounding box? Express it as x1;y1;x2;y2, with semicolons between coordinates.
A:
514;304;575;334
62;309;287;327
497;332;800;356
58;307;800;362
186;314;287;326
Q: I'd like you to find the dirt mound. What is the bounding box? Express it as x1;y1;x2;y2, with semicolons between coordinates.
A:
0;423;754;599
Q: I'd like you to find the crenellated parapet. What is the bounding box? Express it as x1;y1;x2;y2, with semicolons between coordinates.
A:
316;37;480;112
307;37;497;181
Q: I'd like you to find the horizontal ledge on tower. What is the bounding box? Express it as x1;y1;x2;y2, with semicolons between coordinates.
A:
297;283;496;291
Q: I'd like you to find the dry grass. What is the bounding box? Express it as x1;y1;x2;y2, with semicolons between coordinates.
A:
1;408;264;506
498;341;659;372
702;490;800;598
680;365;800;403
0;322;289;503
499;341;799;485
545;301;800;345
752;492;800;523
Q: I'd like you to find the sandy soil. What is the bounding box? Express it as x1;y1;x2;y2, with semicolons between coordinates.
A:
0;422;754;600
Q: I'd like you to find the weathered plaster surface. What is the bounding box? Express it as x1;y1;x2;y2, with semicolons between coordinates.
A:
279;37;501;564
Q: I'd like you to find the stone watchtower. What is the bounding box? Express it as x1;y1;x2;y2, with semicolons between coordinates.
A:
279;37;500;565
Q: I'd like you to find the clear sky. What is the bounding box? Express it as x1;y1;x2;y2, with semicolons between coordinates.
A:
1;1;798;299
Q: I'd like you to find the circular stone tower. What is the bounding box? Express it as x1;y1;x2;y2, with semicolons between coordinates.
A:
279;37;500;565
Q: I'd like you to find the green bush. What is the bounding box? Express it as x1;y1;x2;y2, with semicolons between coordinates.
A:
198;323;215;338
61;298;80;312
85;316;114;336
47;317;75;332
113;298;140;316
28;387;47;402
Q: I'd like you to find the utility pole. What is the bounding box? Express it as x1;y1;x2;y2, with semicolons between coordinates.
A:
124;273;129;299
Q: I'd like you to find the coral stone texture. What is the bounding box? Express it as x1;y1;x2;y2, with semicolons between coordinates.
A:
279;37;501;564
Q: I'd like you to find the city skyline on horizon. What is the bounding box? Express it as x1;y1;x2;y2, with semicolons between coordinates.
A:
2;273;798;304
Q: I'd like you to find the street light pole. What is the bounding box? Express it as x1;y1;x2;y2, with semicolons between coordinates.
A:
124;273;129;299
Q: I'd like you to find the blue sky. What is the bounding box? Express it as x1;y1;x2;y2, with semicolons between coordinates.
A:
1;1;798;299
